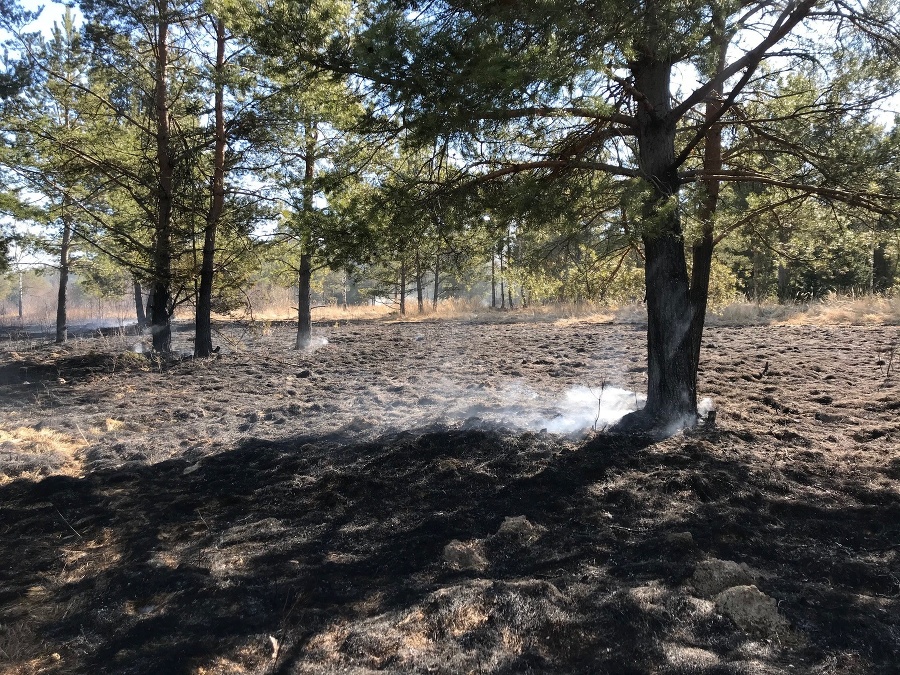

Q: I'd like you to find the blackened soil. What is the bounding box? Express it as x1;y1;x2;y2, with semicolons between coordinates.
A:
1;318;898;674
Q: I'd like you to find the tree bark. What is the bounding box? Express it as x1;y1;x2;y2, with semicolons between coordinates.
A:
618;58;696;430
56;203;72;343
399;257;407;316
295;121;317;350
195;17;226;358
17;268;23;320
688;13;728;401
415;247;424;314
432;253;440;310
150;0;174;354
490;252;496;308
499;244;506;309
133;278;146;327
295;245;312;349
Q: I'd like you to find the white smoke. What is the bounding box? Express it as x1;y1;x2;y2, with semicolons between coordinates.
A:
307;336;330;351
537;385;645;433
433;381;645;436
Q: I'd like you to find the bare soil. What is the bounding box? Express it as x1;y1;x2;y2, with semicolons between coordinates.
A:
1;317;898;674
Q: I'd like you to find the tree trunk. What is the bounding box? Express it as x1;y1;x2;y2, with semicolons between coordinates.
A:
777;259;789;302
688;14;727;401
506;228;514;309
56;206;72;343
618;58;695;431
399;257;407;316
17;268;23;320
133;278;146;327
432;253;440;310
195;17;226;358
499;245;506;309
415;247;424;314
490;252;496;308
295;121;317;350
150;0;174;354
295;246;312;349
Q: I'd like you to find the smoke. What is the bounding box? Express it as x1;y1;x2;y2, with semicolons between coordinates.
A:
305;336;330;352
435;381;645;437
538;385;645;434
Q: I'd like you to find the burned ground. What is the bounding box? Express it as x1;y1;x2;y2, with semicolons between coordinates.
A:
1;317;898;674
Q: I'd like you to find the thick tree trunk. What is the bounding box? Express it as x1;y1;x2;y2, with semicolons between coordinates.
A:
618;59;696;431
195;18;226;358
295;247;312;349
133;278;146;327
150;1;174;354
55;209;72;343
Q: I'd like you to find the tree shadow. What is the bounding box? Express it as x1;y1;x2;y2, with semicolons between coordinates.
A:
1;426;898;673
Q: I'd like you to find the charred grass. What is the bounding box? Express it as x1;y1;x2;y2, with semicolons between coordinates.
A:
0;319;898;674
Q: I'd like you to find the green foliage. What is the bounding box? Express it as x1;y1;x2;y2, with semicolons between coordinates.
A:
75;254;130;298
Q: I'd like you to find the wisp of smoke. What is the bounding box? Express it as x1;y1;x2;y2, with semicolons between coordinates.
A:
538;385;645;434
442;382;645;436
306;336;329;352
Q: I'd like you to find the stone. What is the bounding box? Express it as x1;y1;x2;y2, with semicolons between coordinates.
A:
715;585;791;638
496;515;543;542
443;540;487;572
691;558;756;597
665;531;695;547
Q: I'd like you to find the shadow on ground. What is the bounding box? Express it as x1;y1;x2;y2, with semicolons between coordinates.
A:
1;425;898;674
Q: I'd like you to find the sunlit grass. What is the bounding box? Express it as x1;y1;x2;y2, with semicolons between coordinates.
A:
0;426;87;485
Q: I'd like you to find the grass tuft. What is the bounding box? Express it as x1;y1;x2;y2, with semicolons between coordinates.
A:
0;426;87;485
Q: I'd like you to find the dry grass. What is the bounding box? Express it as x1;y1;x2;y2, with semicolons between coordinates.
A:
784;295;900;325
708;296;900;327
0;301;134;330
0;426;87;485
211;296;900;336
217;302;395;323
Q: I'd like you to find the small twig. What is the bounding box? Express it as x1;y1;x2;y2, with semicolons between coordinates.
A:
55;508;84;540
588;378;607;431
196;508;212;567
73;420;89;445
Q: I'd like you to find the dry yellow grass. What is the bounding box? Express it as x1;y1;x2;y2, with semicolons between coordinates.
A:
104;418;125;432
710;296;900;327
0;426;87;485
783;295;900;326
235;294;900;328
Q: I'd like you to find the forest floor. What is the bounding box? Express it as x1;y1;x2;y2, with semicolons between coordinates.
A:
0;314;898;674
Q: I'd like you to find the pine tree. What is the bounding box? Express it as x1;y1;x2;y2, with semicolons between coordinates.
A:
343;0;900;431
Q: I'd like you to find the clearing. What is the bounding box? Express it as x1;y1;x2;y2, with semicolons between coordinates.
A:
1;316;898;674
